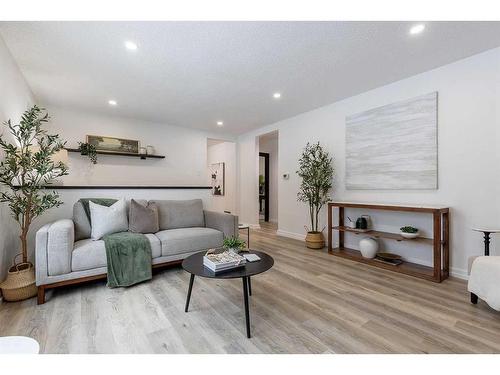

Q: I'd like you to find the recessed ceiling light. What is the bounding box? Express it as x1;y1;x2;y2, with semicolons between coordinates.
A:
124;41;138;50
409;24;425;35
273;92;281;99
216;121;223;127
108;100;117;106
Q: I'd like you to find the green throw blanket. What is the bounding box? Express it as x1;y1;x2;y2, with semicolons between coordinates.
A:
78;198;152;288
103;231;152;288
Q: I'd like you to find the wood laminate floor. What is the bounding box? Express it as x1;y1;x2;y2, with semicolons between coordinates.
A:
1;221;500;354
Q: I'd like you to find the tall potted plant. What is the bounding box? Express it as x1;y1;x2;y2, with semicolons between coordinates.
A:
0;106;68;301
297;142;333;249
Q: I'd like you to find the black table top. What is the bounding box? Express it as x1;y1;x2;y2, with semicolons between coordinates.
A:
182;250;274;279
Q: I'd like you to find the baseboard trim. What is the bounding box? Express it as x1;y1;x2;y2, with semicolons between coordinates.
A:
275;229;468;280
450;267;468;280
276;229;305;241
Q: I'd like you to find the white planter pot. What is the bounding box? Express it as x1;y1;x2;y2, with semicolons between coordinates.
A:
359;237;379;259
400;231;419;239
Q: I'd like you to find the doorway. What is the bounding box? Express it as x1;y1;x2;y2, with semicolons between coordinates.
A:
259;152;270;222
207;138;236;214
258;131;278;229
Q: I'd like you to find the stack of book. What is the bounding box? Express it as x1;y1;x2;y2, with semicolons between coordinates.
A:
203;249;247;272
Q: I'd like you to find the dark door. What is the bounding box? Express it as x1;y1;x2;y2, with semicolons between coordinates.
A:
259;152;270;222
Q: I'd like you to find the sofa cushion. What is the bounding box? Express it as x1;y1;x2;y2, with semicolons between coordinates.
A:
73;199;148;240
72;234;161;272
144;233;162;259
73;201;91;241
90;199;128;240
155;227;223;256
129;199;159;234
150;199;205;230
72;239;107;271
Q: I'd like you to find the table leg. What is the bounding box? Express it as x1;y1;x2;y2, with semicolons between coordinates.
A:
484;232;491;256
471;292;478;304
242;276;251;338
185;274;195;312
248;276;252;296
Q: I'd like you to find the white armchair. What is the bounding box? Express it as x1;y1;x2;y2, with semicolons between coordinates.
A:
468;256;500;309
468;228;500;310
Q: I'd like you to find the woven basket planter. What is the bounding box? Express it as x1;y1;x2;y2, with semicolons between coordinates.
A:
305;231;325;249
0;255;37;302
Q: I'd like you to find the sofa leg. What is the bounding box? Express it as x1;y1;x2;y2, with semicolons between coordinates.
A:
37;286;46;305
470;292;478;305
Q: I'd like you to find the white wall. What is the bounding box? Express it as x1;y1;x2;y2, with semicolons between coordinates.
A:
238;47;500;279
207;141;237;214
237;134;260;226
0;57;237;280
47;106;232;186
20;107;236;259
0;36;35;282
259;132;279;223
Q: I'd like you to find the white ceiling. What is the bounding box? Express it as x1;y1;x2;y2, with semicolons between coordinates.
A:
2;21;500;135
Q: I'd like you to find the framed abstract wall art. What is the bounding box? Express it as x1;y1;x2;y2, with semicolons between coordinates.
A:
345;92;438;190
86;135;140;154
210;162;225;196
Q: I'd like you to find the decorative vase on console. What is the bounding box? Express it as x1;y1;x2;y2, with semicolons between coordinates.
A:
359;237;379;259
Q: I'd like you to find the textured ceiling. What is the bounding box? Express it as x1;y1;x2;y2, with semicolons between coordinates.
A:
1;21;500;135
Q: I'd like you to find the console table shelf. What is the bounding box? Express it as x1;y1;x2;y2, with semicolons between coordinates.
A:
327;202;450;283
331;246;436;281
332;226;434;245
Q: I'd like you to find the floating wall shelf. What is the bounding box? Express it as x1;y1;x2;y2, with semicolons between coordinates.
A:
64;148;165;160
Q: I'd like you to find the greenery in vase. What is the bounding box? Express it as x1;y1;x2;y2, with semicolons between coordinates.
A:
296;142;334;233
400;226;419;233
78;142;97;164
0;106;68;264
222;236;246;250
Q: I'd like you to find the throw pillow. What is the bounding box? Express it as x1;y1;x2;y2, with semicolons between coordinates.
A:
128;199;159;234
89;199;128;240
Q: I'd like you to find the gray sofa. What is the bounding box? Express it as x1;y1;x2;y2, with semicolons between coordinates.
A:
35;199;238;304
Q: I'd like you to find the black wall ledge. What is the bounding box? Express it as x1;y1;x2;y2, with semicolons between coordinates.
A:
40;185;212;190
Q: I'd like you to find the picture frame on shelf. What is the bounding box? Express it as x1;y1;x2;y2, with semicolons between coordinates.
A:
86;135;140;154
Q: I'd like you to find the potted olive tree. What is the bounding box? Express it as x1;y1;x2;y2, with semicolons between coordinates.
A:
0;106;68;301
297;142;333;249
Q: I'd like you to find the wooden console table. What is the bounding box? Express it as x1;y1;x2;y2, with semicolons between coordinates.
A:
327;202;450;282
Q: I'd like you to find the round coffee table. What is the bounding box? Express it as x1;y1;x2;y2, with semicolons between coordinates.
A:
182;250;274;338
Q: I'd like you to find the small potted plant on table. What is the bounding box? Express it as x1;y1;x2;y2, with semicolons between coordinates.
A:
223;236;246;253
